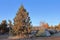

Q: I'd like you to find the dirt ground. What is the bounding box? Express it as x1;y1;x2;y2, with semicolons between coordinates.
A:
0;36;60;40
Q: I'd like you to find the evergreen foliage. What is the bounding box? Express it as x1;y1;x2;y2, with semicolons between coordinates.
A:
12;5;32;37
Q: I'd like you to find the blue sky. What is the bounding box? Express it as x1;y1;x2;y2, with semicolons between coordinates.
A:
0;0;60;26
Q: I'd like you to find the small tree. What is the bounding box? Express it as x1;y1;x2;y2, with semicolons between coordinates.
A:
0;20;8;34
40;22;49;29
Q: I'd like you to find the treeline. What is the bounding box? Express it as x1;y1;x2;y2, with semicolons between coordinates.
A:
40;22;60;31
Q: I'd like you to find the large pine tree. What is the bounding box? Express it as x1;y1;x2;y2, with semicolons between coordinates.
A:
13;5;32;38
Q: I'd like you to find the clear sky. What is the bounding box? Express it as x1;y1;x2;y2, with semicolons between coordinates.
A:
0;0;60;26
